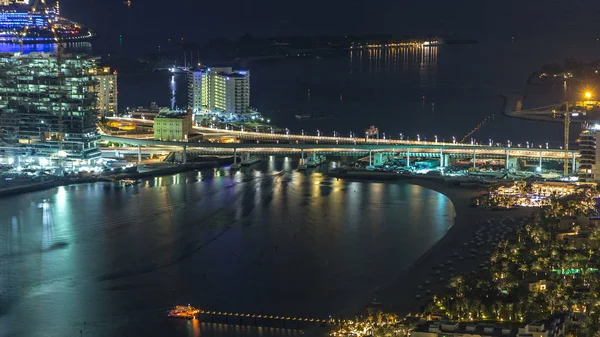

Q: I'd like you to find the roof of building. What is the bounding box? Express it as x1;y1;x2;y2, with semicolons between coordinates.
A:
412;320;516;336
155;110;189;119
221;72;248;78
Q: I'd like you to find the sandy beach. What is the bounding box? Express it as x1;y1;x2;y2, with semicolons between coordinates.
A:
329;176;536;319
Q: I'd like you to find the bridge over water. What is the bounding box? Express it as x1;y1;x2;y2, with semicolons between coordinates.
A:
101;134;579;172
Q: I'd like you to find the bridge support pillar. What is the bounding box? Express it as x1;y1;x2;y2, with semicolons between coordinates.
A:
369;150;372;166
182;146;187;164
473;150;477;168
505;150;509;170
301;149;304;160
539;151;542;173
137;145;142;163
443;154;449;168
406;149;410;167
439;149;444;168
233;148;237;164
572;153;577;174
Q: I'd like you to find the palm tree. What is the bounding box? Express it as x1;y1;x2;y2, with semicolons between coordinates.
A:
386;313;398;324
519;264;529;279
531;261;543;276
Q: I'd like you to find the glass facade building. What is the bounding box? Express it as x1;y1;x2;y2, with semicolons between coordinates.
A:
0;52;101;161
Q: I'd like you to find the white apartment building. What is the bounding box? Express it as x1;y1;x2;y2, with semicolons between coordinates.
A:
187;66;250;116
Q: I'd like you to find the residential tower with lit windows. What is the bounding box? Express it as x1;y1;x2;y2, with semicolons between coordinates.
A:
0;52;101;162
578;123;600;181
92;66;118;116
187;66;250;116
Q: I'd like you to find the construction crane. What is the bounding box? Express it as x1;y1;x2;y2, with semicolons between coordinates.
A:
505;93;598;177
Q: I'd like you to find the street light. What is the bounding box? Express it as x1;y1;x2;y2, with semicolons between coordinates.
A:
585;91;592;100
452;136;456;144
417;134;420;142
434;135;438;143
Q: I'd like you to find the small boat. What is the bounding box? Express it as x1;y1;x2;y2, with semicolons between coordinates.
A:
298;163;308;171
231;163;242;169
241;157;260;166
168;305;200;319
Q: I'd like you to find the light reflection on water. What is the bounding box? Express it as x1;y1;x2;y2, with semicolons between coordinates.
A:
0;159;454;337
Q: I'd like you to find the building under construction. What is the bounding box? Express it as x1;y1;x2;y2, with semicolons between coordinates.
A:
0;52;101;163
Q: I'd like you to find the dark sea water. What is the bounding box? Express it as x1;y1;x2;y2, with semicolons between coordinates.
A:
0;160;454;336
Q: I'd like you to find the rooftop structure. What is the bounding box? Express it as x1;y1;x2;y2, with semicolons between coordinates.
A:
188;66;250;116
0;52;100;161
411;314;570;337
130;102;160;120
411;321;515;337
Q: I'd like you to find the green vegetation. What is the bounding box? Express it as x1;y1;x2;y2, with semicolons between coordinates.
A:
332;185;600;336
330;310;408;337
427;189;600;336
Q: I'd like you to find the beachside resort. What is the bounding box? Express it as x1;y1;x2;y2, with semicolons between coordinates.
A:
330;184;600;337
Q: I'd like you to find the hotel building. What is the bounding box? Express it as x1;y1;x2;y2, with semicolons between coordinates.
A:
188;66;250;116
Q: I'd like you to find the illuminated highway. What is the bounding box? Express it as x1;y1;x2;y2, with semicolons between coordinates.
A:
100;135;578;162
105;117;576;157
